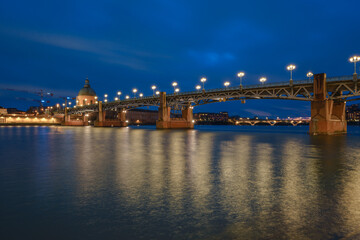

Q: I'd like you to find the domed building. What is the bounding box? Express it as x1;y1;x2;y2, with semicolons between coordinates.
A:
76;78;97;106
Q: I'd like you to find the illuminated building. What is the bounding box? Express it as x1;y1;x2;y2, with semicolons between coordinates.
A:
76;78;97;106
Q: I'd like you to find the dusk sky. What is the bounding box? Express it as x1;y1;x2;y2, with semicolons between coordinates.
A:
1;0;359;117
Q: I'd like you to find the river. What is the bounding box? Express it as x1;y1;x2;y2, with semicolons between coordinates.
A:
1;125;360;239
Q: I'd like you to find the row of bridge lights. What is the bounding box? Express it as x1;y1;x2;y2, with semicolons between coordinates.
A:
89;55;360;103
100;67;311;102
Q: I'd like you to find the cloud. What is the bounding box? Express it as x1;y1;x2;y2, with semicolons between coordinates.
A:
1;28;169;71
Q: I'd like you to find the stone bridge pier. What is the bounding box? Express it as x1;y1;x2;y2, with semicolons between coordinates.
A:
309;73;347;135
94;101;127;127
62;107;89;126
156;92;194;129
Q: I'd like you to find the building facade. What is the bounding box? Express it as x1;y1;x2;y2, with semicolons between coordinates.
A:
346;104;360;121
76;78;97;106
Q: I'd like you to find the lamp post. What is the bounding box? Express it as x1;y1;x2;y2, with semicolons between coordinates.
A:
125;95;130;99
151;85;156;96
175;88;180;94
307;72;313;80
200;77;207;91
172;82;178;93
224;81;230;88
259;77;267;84
104;94;108;102
237;72;245;88
287;64;296;85
117;91;121;100
139;93;143;98
349;55;360;76
195;85;201;92
156;91;160;95
132;88;137;98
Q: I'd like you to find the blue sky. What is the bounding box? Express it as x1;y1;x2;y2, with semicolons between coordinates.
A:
0;0;359;117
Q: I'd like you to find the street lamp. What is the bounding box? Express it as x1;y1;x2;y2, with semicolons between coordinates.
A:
349;55;360;75
259;77;267;84
307;72;313;80
115;97;118;101
117;91;121;100
237;72;245;87
132;88;137;98
156;91;160;95
139;93;143;97
224;81;230;88
104;94;108;102
125;95;130;99
195;85;201;92
151;85;156;95
175;88;180;93
200;77;207;90
172;82;178;93
287;64;296;84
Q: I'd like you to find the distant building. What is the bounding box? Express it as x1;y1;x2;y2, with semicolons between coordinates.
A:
0;106;7;115
127;109;158;124
346;104;360;120
6;108;25;115
77;78;97;106
194;112;229;122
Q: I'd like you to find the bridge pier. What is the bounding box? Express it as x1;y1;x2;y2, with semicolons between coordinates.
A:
94;101;127;127
309;73;347;135
62;108;89;126
156;92;194;129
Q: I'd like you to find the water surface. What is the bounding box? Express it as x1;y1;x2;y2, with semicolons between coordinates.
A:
1;125;360;239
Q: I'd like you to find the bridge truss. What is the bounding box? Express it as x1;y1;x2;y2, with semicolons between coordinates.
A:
68;75;360;114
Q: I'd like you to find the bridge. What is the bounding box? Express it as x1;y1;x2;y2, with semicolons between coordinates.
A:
64;73;360;135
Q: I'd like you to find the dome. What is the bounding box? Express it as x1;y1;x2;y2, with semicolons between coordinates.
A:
78;78;96;96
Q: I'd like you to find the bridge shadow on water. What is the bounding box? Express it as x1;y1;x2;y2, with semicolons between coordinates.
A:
1;126;360;239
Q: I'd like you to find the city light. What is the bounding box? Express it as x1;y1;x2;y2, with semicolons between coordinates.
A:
237;72;245;87
349;55;360;74
115;97;118;101
307;72;313;80
172;82;178;93
151;85;156;95
260;77;267;84
69;102;72;105
104;94;108;98
126;95;130;99
104;99;108;102
117;91;121;96
287;64;296;83
132;88;137;98
156;91;160;95
196;85;201;92
94;96;98;100
139;93;143;97
224;81;230;88
175;88;180;93
200;77;207;90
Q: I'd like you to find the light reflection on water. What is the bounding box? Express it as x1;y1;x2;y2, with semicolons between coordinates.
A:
1;126;360;239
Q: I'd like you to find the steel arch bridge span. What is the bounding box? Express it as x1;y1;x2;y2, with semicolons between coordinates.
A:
67;75;360;114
